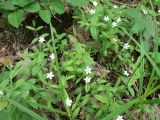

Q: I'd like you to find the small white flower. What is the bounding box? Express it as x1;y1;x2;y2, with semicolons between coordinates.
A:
39;36;45;43
114;5;118;8
116;115;124;120
89;9;96;14
50;53;55;60
124;71;129;76
85;66;92;74
143;10;148;14
123;43;129;49
84;77;91;83
113;38;117;42
47;72;54;80
117;17;121;23
92;1;98;6
158;9;160;13
66;98;72;107
103;16;109;22
0;90;3;97
112;22;117;27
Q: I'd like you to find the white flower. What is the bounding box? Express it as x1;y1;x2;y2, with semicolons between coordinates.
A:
158;9;160;13
114;5;118;8
47;72;54;80
84;77;91;83
103;16;109;22
123;43;129;49
50;53;55;60
124;71;129;76
89;9;96;14
39;36;45;43
112;22;117;27
0;90;3;97
113;38;117;42
92;1;98;6
117;17;121;23
85;66;91;74
143;10;148;14
66;98;72;107
116;115;124;120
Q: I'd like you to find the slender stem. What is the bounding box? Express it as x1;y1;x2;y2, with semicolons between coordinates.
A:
49;23;71;118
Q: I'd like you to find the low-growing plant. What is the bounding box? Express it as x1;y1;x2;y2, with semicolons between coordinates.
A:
0;0;91;28
0;0;160;120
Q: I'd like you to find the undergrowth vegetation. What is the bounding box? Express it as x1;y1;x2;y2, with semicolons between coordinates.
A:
0;0;160;120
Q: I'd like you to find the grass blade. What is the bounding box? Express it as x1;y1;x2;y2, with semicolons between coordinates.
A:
102;98;141;120
6;98;46;120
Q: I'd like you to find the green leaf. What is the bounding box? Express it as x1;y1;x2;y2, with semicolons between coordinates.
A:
94;94;108;103
143;19;154;40
8;9;24;28
72;107;80;119
26;26;36;31
0;2;15;10
125;8;142;20
66;0;89;7
24;2;41;13
51;0;65;14
32;65;40;75
85;84;90;93
72;93;81;111
39;10;51;24
80;95;90;106
0;101;8;110
102;98;141;120
131;21;144;34
13;0;34;7
90;27;98;40
6;99;46;120
0;110;12;120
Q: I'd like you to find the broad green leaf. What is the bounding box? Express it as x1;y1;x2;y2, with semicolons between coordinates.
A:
66;0;89;7
13;0;34;7
39;10;51;24
8;9;24;28
125;8;142;20
0;110;12;120
0;2;15;10
143;19;154;40
51;0;65;14
131;20;144;34
24;2;41;13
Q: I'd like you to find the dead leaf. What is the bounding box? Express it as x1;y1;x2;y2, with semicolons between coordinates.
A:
0;55;16;65
94;64;110;77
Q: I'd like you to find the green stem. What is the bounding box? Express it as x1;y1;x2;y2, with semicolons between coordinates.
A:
49;23;71;118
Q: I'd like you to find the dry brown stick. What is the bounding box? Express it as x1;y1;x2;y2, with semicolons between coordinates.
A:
109;0;138;7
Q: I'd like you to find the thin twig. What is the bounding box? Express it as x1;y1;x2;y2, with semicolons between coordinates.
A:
109;0;138;7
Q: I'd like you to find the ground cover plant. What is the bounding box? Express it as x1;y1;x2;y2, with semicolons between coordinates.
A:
0;0;160;120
